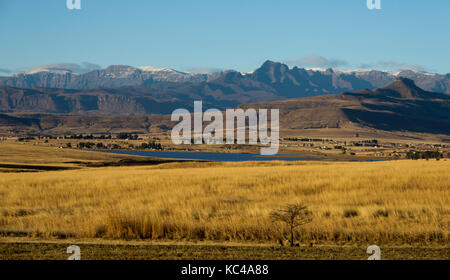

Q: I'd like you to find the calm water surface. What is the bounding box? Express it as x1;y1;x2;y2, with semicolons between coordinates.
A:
98;150;325;162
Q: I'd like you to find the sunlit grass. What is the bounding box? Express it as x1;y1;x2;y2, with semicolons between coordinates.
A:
0;160;448;245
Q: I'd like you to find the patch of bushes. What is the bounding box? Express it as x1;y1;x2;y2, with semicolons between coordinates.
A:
140;141;163;150
77;142;95;149
373;209;390;218
406;150;443;160
343;209;359;218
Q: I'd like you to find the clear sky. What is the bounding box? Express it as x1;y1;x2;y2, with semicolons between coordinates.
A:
0;0;449;74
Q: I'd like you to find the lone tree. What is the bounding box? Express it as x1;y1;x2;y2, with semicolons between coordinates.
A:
270;203;312;247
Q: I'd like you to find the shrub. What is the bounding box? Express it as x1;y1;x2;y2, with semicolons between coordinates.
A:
343;209;359;218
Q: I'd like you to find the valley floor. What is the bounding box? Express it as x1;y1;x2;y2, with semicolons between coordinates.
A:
0;143;448;260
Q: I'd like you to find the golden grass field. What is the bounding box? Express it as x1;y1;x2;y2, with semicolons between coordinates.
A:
0;142;448;259
0;148;448;247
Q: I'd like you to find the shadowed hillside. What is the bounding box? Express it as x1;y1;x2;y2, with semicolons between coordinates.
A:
242;78;450;134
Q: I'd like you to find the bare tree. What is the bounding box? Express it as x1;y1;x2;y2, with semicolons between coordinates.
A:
270;203;312;247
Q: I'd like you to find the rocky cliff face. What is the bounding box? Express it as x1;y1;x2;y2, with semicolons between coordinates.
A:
0;65;208;89
1;61;449;94
249;61;450;95
1;61;450;116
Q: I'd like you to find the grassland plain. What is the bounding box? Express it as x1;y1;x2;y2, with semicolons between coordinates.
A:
0;157;448;247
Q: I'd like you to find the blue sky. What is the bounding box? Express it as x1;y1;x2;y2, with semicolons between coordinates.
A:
0;0;449;74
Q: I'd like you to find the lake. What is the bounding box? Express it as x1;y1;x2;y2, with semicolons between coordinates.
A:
98;150;325;162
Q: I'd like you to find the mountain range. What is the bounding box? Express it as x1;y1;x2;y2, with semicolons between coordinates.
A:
2;61;450;95
1;61;450;115
1;77;449;136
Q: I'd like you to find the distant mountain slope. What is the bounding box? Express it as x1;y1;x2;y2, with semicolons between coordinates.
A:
1;61;449;98
1;78;449;136
242;78;450;134
0;114;41;130
0;75;281;114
